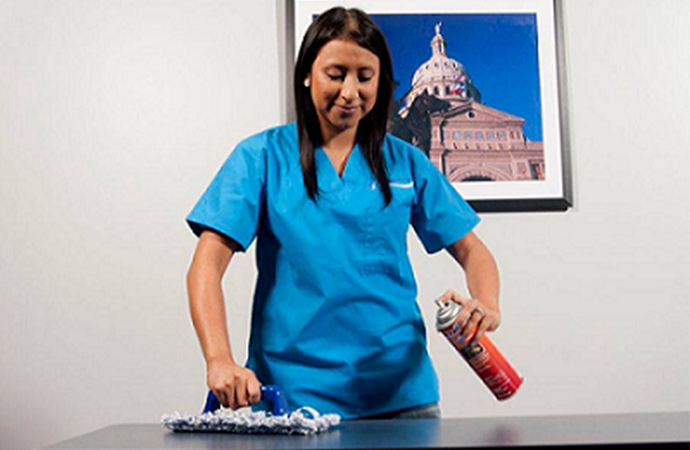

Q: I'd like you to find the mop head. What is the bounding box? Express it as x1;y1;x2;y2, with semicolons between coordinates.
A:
161;407;341;435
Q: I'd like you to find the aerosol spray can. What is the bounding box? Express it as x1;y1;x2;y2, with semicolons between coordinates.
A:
436;299;523;400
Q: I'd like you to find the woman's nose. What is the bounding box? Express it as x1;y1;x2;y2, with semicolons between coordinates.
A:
340;75;359;101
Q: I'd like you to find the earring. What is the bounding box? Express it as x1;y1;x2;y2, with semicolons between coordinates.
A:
304;79;310;88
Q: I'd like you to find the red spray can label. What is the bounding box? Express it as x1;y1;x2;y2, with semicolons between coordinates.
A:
436;299;523;401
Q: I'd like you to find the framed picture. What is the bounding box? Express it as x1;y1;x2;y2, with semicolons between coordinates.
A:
293;0;572;213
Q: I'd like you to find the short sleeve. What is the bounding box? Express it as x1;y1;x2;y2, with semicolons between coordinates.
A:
186;137;266;251
410;151;480;254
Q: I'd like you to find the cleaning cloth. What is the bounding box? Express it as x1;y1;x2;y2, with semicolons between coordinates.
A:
162;386;340;435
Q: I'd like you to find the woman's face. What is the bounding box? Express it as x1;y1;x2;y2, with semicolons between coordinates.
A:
306;38;380;139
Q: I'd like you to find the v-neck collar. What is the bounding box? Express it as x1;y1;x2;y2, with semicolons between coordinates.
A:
315;142;369;192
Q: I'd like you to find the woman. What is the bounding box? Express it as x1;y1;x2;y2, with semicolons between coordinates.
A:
185;7;501;420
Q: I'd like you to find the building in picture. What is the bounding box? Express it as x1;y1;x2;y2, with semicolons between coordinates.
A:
391;23;545;182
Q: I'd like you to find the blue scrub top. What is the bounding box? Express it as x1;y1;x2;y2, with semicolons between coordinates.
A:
187;122;480;419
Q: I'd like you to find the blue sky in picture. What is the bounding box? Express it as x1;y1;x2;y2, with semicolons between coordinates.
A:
371;13;543;142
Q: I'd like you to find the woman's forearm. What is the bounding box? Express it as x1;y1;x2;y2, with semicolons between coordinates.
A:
448;232;500;313
187;267;236;365
463;241;500;312
187;231;238;366
444;232;502;340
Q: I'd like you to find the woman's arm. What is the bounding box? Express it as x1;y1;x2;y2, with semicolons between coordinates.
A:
187;230;261;409
441;231;501;343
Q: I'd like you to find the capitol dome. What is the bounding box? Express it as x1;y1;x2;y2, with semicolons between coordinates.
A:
402;23;480;115
411;24;467;86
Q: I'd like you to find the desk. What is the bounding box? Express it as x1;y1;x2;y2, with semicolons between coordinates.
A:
39;412;689;449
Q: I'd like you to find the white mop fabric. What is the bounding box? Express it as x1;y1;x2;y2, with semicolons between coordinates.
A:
161;407;341;435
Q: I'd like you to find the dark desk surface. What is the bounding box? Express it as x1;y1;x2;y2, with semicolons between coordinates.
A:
39;412;690;450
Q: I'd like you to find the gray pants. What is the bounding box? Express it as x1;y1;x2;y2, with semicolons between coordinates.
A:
356;403;442;420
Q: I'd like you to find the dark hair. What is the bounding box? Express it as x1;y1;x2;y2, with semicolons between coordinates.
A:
294;7;393;205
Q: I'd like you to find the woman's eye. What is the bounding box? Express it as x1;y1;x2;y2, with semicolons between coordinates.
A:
328;74;344;81
359;76;372;82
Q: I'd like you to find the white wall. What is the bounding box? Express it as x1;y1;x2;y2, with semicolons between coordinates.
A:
1;1;688;449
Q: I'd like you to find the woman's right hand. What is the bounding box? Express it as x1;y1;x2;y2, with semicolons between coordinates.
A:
206;357;262;410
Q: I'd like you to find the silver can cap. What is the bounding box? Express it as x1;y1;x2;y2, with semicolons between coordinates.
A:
435;299;463;331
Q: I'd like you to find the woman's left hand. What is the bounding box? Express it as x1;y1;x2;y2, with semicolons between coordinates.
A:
437;289;501;343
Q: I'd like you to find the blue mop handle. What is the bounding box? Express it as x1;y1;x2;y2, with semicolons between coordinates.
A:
203;385;289;416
